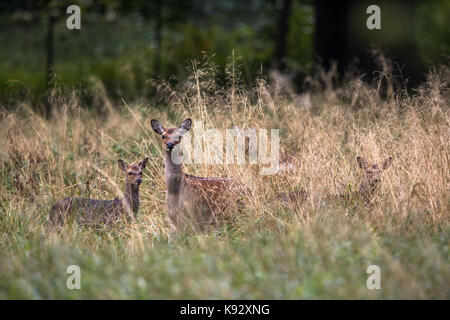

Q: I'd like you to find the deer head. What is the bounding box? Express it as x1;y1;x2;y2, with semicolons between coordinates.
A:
118;158;149;187
151;118;192;153
357;156;393;199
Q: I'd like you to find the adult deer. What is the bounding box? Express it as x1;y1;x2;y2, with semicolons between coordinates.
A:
151;118;251;232
50;158;149;226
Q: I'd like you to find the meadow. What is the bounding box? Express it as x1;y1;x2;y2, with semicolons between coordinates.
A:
0;60;448;299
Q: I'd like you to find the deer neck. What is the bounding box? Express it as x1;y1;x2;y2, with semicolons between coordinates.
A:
165;151;184;195
123;182;140;214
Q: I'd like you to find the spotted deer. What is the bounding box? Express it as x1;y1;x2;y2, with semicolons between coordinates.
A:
276;187;309;207
151;118;252;232
50;158;149;226
233;125;307;208
334;156;393;204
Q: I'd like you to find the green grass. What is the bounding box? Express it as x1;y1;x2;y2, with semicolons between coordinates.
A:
0;212;447;299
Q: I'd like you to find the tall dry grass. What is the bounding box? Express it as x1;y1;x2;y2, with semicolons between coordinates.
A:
0;58;448;299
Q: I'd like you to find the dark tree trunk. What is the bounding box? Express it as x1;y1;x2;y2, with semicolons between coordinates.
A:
154;0;164;77
275;0;293;70
314;0;351;74
314;0;426;86
45;15;55;116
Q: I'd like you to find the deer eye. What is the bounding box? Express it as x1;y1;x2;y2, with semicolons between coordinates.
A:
162;135;166;139
128;172;133;176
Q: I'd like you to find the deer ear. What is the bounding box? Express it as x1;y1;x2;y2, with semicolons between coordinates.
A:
357;156;368;169
178;118;192;135
382;157;393;170
118;159;127;172
151;119;164;135
139;157;149;170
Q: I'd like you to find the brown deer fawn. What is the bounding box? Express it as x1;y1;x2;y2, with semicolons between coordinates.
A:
334;156;393;204
276;187;309;207
233;125;308;208
274;153;309;207
151;118;251;232
50;158;149;226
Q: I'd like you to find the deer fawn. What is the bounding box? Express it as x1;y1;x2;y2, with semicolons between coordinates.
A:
151;118;251;232
50;158;149;226
334;156;393;204
276;187;309;207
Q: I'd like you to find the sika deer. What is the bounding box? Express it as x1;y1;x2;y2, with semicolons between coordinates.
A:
50;158;149;226
151;118;251;232
276;187;309;207
356;156;393;201
274;152;309;207
334;156;393;204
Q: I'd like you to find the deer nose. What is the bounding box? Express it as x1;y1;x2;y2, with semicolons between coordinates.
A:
136;178;142;184
166;142;174;149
